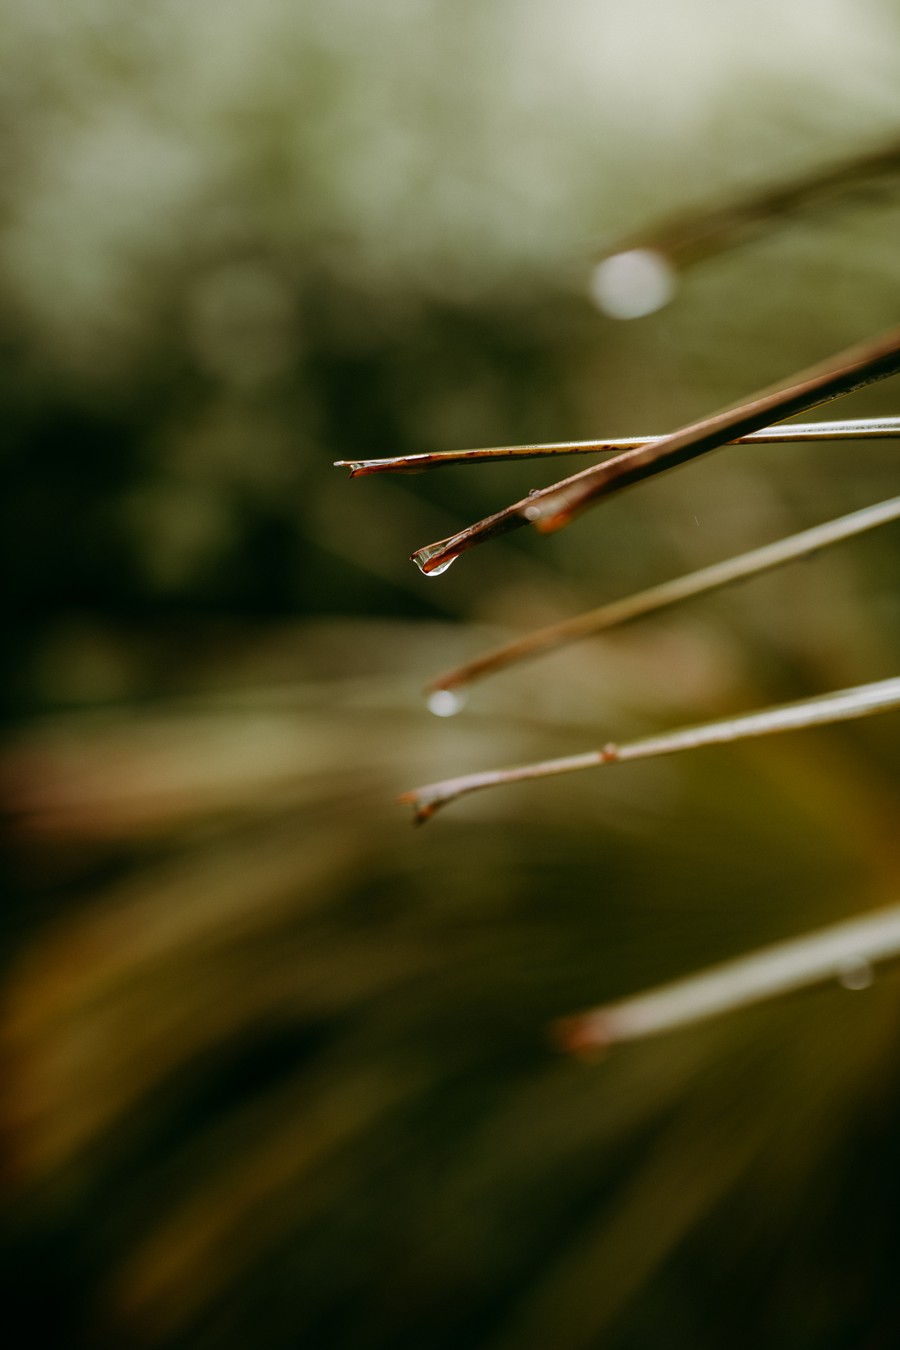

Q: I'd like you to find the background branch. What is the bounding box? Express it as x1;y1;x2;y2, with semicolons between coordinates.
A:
557;902;900;1053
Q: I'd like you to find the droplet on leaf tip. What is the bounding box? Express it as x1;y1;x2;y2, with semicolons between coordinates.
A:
589;248;676;319
427;688;465;717
412;547;459;576
836;956;874;991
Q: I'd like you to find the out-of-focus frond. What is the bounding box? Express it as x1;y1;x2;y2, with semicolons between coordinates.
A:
559;903;900;1051
6;620;900;1349
590;138;900;317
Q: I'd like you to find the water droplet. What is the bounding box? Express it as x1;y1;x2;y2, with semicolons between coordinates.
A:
589;249;676;319
427;688;466;717
426;556;457;576
837;956;874;991
412;545;459;576
523;503;543;521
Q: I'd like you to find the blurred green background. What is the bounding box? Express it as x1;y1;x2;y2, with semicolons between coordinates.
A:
4;2;900;1346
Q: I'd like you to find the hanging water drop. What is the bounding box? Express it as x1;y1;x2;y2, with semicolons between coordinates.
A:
425;556;457;576
836;956;874;991
412;545;459;576
589;249;676;319
427;688;466;717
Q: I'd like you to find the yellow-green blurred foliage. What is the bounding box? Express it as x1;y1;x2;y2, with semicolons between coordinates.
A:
4;3;900;1347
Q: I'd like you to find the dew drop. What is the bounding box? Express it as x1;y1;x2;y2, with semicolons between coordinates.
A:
426;556;457;576
836;956;874;991
427;688;466;717
589;249;676;319
412;546;459;576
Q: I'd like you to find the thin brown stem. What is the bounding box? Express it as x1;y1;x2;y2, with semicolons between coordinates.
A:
400;676;900;823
